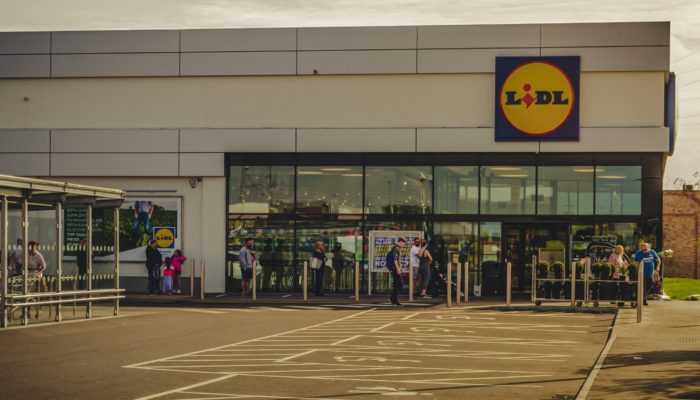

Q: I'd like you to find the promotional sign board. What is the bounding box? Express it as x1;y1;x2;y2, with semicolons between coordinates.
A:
153;226;177;257
368;230;423;273
495;56;580;141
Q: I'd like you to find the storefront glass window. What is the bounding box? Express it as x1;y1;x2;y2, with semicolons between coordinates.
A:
227;218;295;292
365;166;433;215
434;222;478;293
594;223;640;255
480;167;536;215
296;220;363;293
595;166;642;215
296;166;363;214
434;166;478;214
229;166;294;214
538;166;594;215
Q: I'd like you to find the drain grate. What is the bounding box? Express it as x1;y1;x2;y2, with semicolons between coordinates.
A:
677;338;698;344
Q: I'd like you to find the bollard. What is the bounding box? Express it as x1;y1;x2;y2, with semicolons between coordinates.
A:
303;261;308;301
447;263;454;307
252;261;257;301
571;262;576;307
409;262;414;303
531;255;537;303
506;262;512;306
456;261;462;305
190;259;195;297
200;260;205;300
637;261;643;323
464;262;469;304
354;261;360;301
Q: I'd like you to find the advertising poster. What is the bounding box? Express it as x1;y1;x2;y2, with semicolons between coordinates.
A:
368;230;422;273
63;197;182;262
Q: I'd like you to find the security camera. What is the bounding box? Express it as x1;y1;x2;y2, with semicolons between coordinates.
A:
188;177;201;188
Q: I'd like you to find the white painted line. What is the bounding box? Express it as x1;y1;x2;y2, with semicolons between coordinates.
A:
275;349;318;363
133;373;237;400
401;312;420;321
331;335;360;346
370;323;394;332
576;311;619;400
174;308;228;314
124;308;376;369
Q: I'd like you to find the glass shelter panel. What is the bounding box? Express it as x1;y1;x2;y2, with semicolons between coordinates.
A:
296;166;363;214
538;166;594;215
229;166;294;214
365;166;433;215
480;167;536;215
433;222;477;295
595;166;642;215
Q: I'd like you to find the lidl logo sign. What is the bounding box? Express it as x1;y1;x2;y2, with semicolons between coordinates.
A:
153;227;176;249
495;57;580;141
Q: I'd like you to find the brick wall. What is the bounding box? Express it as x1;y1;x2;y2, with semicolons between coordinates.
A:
663;191;700;278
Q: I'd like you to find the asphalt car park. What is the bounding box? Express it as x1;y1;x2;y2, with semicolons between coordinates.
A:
0;304;613;399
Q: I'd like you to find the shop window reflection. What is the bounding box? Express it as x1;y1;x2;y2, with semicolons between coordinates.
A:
538;166;594;215
296;166;363;214
229;166;294;214
480;166;536;215
434;166;478;214
595;166;642;215
365;166;432;215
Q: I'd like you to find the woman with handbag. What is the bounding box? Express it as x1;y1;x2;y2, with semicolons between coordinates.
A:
311;241;327;296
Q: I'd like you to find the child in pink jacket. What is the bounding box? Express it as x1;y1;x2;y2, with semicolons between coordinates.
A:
162;257;175;294
171;250;187;294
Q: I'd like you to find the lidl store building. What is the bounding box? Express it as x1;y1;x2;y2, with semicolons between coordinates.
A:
0;22;674;294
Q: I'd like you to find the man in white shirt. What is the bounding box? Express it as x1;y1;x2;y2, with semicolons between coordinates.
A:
410;238;421;295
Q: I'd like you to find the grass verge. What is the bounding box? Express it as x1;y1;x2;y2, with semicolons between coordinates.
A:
663;277;700;300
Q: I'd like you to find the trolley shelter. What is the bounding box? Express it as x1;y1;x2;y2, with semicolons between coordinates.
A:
0;174;125;327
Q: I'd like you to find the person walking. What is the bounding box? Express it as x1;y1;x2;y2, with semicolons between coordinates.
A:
417;239;433;299
409;238;421;295
9;238;23;276
145;240;162;295
634;242;660;306
386;237;406;306
239;238;254;296
312;241;327;296
171;249;187;294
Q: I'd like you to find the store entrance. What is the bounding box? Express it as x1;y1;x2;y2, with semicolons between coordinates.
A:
503;223;569;292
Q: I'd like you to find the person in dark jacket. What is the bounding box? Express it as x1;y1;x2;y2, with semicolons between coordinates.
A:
145;240;162;295
312;241;327;296
76;237;88;290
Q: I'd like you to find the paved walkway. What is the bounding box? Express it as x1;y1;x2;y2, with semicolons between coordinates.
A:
586;300;700;399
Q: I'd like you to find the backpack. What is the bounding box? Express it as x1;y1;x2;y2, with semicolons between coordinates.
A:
385;246;397;271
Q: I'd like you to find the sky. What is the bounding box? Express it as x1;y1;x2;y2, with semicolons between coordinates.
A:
1;0;699;189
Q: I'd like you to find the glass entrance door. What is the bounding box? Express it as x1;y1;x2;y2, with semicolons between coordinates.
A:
504;223;569;292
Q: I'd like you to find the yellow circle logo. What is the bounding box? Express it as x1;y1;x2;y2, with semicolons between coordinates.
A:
499;61;575;136
154;228;174;248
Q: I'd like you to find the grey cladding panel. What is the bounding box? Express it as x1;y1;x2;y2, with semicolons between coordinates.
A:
52;30;180;53
180;129;295;152
298;50;416;75
541;22;670;47
0;55;50;77
181;28;296;51
0;130;50;152
51;129;179;153
418;25;540;49
298;26;417;50
180;52;296;76
418;48;539;73
297;129;415;152
51;153;178;176
0;154;50;176
0;32;50;54
51;53;179;77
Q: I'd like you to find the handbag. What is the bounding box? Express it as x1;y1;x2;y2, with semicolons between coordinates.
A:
310;257;322;270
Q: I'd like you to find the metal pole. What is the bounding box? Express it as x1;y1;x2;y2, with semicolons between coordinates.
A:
354;261;359;301
22;198;28;325
570;262;576;307
368;265;372;296
637;260;643;323
86;205;93;319
303;261;308;301
200;260;205;300
252;260;257;301
585;258;590;305
409;261;414;303
464;262;469;304
189;259;194;297
55;203;63;322
506;261;512;306
446;262;452;308
1;197;8;328
456;260;462;305
113;207;120;316
531;255;537;303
